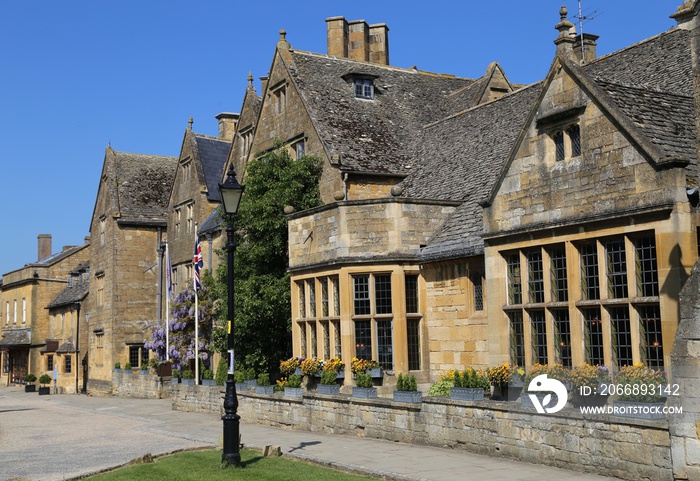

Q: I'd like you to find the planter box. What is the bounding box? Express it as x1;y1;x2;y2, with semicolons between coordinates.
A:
25;384;36;393
244;380;257;390
317;384;341;395
284;387;304;398
613;400;666;420
255;385;275;395
571;391;609;408
449;387;485;402
201;379;217;387
294;368;303;376
352;387;377;399
520;391;562;410
38;387;50;395
139;369;149;375
123;369;133;375
113;368;122;374
180;379;195;386
491;383;522;401
393;391;423;403
171;377;180;385
369;368;382;378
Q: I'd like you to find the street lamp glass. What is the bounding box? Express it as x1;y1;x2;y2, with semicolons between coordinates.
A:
218;166;244;214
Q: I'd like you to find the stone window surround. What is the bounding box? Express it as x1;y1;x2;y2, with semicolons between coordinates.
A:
536;105;585;163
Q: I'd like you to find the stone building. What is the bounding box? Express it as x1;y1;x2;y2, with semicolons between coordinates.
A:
166;116;233;295
87;146;176;395
225;2;700;387
46;262;90;394
0;235;90;388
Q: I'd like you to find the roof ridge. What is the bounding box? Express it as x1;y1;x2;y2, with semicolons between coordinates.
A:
114;150;177;160
425;81;544;129
290;49;477;81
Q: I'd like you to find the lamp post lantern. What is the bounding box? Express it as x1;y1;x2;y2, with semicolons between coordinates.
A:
218;165;244;467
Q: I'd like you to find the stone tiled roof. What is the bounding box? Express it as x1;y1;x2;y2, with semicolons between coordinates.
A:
195;135;230;202
400;84;543;261
57;338;75;353
47;281;89;309
199;208;223;236
286;50;475;175
0;329;31;347
114;151;177;225
583;29;692;96
595;80;697;175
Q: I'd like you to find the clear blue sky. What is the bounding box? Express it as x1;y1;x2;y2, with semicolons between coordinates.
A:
0;1;681;278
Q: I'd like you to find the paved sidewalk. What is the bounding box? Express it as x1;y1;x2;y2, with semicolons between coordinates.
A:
0;386;619;481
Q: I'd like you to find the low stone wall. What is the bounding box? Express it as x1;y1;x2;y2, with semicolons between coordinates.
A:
171;386;672;481
111;371;172;399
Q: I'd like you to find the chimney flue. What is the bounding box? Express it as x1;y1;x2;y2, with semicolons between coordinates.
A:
573;33;599;63
326;16;389;65
216;112;239;141
38;234;52;261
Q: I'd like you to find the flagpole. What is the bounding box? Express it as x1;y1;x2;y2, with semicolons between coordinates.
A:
165;242;171;360
194;223;199;385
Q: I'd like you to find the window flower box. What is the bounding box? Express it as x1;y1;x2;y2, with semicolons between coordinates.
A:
393;390;422;403
449;387;485;402
352;387;377;399
284;387;304;398
255;385;275;395
317;384;340;395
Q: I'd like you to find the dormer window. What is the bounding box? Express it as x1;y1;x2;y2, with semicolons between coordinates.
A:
354;79;374;99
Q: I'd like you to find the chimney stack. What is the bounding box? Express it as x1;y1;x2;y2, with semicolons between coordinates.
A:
216;112;239;141
326;16;389;65
38;234;52;261
573;33;599;63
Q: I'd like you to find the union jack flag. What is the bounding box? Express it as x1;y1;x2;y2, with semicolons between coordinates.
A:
193;236;204;291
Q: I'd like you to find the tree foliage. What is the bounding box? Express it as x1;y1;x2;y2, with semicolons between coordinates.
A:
214;145;322;375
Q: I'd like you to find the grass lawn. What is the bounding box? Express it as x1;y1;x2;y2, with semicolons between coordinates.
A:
86;448;380;481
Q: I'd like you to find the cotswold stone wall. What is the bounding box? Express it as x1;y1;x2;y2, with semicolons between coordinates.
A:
171;387;672;481
111;371;172;399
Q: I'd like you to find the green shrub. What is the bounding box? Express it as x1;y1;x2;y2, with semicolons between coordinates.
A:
320;370;337;385
244;367;256;381
453;368;490;389
234;370;245;383
427;380;454;397
182;369;194;380
124;362;132;371
114;362;121;369
396;373;418;391
287;374;302;388
24;373;37;383
39;374;51;386
257;373;270;386
172;369;180;378
355;372;373;388
215;356;228;386
202;369;214;380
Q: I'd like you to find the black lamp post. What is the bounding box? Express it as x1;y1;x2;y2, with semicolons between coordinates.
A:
218;164;244;468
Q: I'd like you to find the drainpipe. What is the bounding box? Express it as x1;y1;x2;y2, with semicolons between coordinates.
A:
156;229;164;322
73;302;80;395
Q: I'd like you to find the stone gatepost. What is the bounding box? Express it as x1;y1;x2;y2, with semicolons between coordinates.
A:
670;260;700;480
